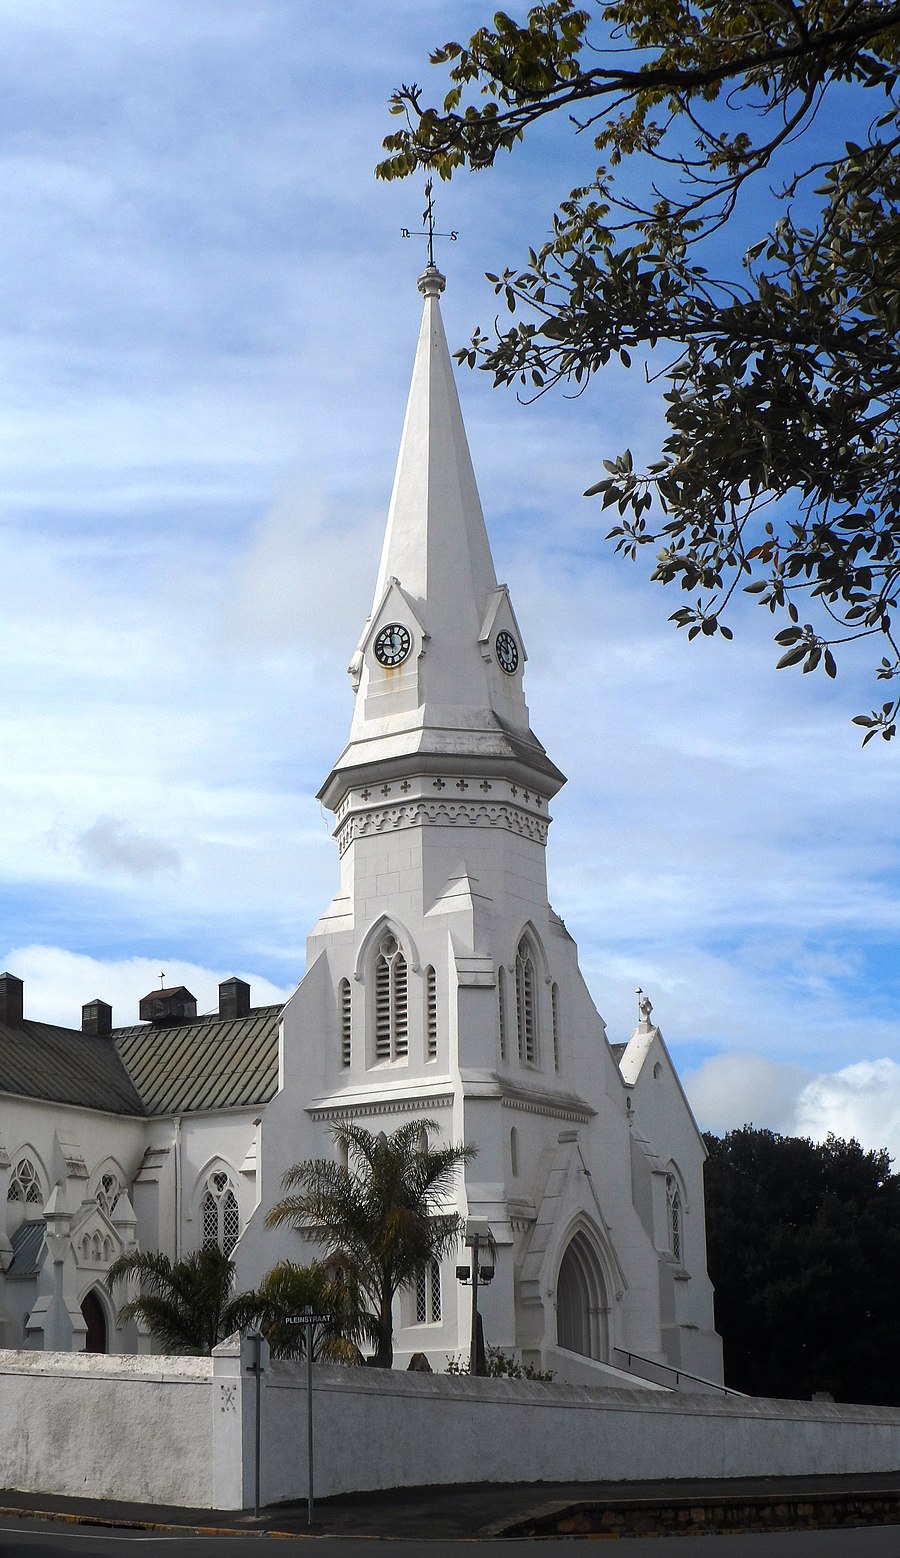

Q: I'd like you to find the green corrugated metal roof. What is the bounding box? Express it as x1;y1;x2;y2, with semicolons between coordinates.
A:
0;1005;283;1117
113;1004;282;1115
6;1219;45;1278
0;1018;146;1113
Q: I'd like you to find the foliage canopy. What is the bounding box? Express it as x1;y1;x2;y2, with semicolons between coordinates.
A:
105;1244;246;1356
266;1118;475;1368
704;1126;900;1402
378;0;900;741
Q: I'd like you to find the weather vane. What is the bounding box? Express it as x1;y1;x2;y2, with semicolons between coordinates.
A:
401;178;458;267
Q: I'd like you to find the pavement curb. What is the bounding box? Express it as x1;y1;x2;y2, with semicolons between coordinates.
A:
0;1504;306;1539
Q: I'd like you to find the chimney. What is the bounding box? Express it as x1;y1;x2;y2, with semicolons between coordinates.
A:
138;986;198;1026
0;973;24;1026
82;999;113;1038
219;977;251;1020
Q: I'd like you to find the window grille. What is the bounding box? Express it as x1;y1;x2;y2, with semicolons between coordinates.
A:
414;1259;441;1324
373;934;408;1061
201;1170;240;1255
498;966;507;1061
222;1189;240;1257
426;966;437;1059
516;940;538;1065
7;1158;42;1204
551;983;561;1072
339;978;352;1067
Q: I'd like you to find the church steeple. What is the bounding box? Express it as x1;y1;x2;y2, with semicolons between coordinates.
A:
319;266;563;814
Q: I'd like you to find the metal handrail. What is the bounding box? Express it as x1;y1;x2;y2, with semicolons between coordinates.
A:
612;1347;745;1396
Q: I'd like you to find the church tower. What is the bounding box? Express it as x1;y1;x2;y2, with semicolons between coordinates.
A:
238;265;723;1385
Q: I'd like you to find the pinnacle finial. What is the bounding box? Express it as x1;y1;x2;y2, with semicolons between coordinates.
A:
418;264;446;298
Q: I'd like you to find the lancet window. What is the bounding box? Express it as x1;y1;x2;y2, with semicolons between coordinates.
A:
373;933;408;1061
515;938;538;1065
201;1169;241;1257
667;1174;683;1265
551;983;561;1072
414;1259;442;1324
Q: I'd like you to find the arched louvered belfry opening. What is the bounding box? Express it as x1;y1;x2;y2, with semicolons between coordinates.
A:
556;1230;609;1362
373;931;409;1061
81;1288;109;1354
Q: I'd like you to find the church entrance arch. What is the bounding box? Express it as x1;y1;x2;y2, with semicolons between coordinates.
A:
556;1231;609;1361
81;1288;108;1354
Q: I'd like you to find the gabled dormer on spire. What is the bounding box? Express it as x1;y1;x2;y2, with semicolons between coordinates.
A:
319;266;563;815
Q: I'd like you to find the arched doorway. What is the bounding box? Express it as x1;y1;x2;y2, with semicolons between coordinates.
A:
556;1231;609;1361
81;1288;108;1354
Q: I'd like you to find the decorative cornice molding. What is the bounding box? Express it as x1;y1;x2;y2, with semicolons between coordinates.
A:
307;1093;454;1122
336;793;549;855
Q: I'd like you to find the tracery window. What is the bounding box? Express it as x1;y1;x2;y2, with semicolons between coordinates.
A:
339;978;352;1068
96;1171;122;1216
374;933;408;1061
7;1158;42;1205
515;939;538;1065
425;966;437;1060
201;1170;241;1257
414;1259;442;1324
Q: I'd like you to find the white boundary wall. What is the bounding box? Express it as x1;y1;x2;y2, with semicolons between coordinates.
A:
3;1342;900;1511
0;1348;212;1506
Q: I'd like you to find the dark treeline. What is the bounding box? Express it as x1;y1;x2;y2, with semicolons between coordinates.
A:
704;1127;900;1405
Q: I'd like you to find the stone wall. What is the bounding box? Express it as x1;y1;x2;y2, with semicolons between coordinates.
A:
0;1348;212;1507
2;1342;900;1512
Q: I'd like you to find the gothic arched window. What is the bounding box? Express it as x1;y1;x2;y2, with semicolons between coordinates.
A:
96;1171;122;1216
7;1158;42;1205
551;983;561;1072
373;933;408;1062
667;1174;683;1265
414;1259;442;1324
515;938;538;1065
201;1169;241;1257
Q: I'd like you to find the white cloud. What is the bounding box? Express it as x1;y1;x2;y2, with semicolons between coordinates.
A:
792;1060;900;1163
683;1053;810;1137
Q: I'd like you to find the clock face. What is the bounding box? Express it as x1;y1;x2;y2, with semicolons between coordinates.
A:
495;629;519;675
373;623;412;667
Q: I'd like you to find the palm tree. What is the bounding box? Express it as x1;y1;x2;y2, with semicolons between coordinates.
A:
267;1118;476;1368
233;1260;369;1364
105;1245;246;1355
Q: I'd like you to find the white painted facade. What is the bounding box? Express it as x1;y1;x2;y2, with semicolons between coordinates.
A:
1;263;722;1387
234;265;722;1384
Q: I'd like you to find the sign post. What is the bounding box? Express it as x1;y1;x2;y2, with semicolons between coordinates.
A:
287;1308;330;1526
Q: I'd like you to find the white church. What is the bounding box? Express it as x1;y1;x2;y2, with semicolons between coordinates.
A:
0;262;723;1388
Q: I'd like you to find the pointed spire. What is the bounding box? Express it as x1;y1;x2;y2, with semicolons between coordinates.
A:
368;265;499;672
319;267;564;810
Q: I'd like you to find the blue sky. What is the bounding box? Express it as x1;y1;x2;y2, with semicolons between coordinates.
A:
2;1;899;1155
